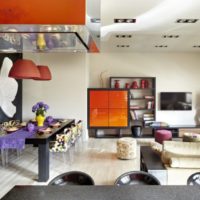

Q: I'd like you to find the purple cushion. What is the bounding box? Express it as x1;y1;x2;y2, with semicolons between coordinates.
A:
155;130;172;144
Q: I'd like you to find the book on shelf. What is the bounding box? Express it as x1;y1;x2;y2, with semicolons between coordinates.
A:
146;101;155;109
144;95;154;99
144;120;155;126
130;105;141;110
143;113;154;117
150;121;169;127
130;110;138;120
143;117;155;121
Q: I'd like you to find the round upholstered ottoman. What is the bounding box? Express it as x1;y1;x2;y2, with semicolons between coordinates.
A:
117;138;137;160
155;130;172;144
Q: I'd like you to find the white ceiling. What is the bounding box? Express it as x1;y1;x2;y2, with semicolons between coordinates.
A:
98;0;200;52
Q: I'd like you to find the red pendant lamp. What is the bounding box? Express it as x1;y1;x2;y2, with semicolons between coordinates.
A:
9;59;41;79
34;65;52;81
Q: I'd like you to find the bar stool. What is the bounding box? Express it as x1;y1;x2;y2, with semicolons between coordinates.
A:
48;171;95;185
115;171;161;185
187;172;200;185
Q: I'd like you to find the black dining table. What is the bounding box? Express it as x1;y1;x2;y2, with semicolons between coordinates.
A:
1;185;200;200
25;119;75;182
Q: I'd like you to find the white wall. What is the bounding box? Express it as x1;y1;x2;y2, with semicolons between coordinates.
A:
88;52;200;125
23;53;88;138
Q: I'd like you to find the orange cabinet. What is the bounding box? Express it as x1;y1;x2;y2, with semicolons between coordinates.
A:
109;109;128;127
109;91;128;108
88;89;129;128
89;108;108;127
90;91;108;108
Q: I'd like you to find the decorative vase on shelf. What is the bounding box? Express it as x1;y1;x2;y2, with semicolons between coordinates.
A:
36;115;45;127
114;80;120;88
131;81;138;89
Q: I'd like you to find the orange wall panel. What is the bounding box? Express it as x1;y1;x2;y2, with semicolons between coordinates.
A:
0;0;85;24
109;91;128;108
89;108;108;127
89;90;108;108
109;109;128;127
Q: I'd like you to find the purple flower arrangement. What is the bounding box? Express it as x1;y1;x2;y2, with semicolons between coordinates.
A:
32;101;49;116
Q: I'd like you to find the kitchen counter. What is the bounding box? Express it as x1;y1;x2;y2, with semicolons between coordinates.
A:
1;185;200;200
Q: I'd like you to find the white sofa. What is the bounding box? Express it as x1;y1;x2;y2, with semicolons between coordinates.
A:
151;140;200;185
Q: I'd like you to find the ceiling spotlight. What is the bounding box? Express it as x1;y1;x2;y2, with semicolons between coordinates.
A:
176;19;199;23
114;19;136;23
116;45;130;48
155;45;168;48
115;34;132;38
162;35;179;38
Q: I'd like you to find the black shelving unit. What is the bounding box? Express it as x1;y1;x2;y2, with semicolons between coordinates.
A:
110;77;156;137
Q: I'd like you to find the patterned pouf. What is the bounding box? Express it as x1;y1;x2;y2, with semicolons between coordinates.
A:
117;137;137;160
155;129;172;144
183;132;200;142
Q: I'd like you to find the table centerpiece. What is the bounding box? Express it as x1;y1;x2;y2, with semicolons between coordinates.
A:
32;101;49;127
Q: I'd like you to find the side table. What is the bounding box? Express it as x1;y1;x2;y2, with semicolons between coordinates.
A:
140;146;167;185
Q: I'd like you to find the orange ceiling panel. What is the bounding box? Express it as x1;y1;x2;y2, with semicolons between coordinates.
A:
0;0;85;24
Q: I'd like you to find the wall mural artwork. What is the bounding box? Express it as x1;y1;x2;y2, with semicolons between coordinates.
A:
0;57;18;117
0;54;22;122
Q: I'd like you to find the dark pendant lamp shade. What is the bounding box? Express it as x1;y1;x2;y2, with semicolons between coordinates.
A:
9;59;41;79
34;65;52;80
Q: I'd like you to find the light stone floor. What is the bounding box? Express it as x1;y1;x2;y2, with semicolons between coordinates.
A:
0;138;141;199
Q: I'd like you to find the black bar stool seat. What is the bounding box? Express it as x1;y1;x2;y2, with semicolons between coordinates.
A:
48;171;95;186
115;171;160;185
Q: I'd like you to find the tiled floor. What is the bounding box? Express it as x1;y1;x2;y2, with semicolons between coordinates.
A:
0;138;140;199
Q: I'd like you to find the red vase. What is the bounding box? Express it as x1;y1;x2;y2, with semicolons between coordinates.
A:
145;80;149;88
141;80;145;89
131;81;138;89
125;83;130;88
114;80;120;88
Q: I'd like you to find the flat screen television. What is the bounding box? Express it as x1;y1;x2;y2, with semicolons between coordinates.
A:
160;92;192;110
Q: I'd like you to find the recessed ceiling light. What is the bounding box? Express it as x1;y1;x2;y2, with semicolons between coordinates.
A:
116;45;130;48
115;34;132;38
193;45;200;48
176;19;198;23
90;18;101;23
155;45;168;48
162;35;179;38
114;19;136;23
